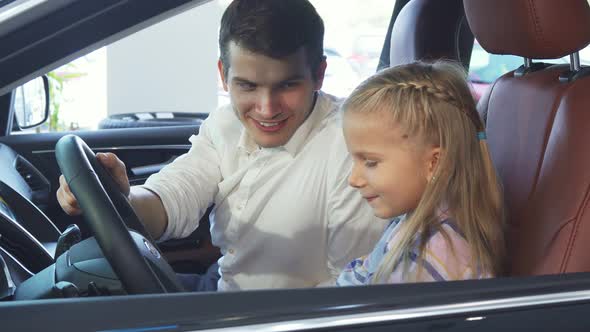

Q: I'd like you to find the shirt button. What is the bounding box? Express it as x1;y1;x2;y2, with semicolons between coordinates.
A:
228;249;235;254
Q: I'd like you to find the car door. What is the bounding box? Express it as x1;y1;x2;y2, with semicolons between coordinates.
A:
0;0;219;272
0;126;198;229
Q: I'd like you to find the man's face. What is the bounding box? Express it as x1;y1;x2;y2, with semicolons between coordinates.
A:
219;42;326;148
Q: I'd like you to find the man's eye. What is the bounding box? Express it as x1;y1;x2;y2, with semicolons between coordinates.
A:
364;160;378;168
280;81;299;89
237;82;256;91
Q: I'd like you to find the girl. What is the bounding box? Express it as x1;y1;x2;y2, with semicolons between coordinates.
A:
337;61;505;285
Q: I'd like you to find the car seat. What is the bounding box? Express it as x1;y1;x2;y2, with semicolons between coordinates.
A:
464;0;590;275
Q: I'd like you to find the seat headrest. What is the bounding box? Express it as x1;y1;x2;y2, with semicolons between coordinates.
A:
390;0;467;67
464;0;590;59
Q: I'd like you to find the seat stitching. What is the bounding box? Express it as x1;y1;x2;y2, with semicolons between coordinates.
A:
526;77;569;205
527;0;547;55
561;182;590;272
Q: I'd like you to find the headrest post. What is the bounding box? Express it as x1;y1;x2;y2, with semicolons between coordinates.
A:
515;57;551;77
570;52;582;72
559;51;590;83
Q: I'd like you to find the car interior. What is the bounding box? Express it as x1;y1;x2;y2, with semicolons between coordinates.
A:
467;0;590;276
389;0;590;277
1;0;590;330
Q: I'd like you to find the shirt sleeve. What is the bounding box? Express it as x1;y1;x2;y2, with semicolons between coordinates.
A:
323;121;386;283
333;217;399;287
141;113;223;242
335;256;371;286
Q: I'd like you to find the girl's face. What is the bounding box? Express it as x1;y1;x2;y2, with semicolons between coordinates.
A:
343;110;440;219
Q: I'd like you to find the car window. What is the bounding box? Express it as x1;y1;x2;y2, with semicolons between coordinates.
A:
10;0;394;133
15;1;222;134
467;41;523;101
313;0;392;89
468;39;590;101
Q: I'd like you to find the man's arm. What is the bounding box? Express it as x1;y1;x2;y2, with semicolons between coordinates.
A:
57;154;169;240
57;111;224;242
138;114;224;242
128;186;168;240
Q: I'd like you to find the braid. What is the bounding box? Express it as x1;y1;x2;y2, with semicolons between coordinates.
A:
395;81;482;131
396;81;458;107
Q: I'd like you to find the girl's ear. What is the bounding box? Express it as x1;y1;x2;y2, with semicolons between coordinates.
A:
425;147;441;182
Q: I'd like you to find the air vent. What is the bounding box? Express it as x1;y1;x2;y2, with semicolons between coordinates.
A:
14;156;49;192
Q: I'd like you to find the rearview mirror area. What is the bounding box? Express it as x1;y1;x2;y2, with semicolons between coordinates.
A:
12;76;49;130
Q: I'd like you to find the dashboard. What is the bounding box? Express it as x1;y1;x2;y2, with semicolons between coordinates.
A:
0;143;61;300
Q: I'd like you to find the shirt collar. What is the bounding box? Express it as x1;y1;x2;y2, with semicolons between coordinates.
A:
393;203;451;227
237;126;258;154
237;91;335;156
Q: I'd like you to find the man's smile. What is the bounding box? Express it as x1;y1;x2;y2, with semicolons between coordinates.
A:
250;118;288;132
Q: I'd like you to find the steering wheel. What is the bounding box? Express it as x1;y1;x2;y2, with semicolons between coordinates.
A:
55;134;184;294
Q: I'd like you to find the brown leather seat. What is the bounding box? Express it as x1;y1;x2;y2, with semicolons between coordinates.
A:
389;0;473;68
464;0;590;276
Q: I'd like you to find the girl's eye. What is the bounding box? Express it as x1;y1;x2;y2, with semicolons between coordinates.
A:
364;160;378;168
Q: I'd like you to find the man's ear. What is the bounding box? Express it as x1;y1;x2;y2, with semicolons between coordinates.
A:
425;147;441;182
313;56;327;91
218;59;229;92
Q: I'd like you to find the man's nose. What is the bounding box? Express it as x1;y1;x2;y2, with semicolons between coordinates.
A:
256;90;281;118
348;163;366;188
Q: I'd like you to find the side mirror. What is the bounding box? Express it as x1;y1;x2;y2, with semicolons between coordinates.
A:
13;76;50;129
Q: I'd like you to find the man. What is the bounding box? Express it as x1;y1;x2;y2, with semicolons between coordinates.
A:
57;0;384;291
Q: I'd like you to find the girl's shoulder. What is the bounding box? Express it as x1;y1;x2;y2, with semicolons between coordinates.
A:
418;218;489;280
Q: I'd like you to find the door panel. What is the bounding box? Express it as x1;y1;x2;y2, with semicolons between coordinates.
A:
0;125;199;231
0;124;220;274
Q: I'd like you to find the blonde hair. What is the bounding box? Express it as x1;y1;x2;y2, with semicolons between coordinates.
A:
342;61;505;282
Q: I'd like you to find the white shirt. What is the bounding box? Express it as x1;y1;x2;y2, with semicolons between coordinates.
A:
143;92;385;291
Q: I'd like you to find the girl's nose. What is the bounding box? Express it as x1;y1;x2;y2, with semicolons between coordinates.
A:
348;163;366;188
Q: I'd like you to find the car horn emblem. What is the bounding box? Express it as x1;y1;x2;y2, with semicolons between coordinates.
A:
143;239;161;259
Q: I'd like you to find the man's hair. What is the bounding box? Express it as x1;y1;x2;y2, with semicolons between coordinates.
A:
219;0;325;80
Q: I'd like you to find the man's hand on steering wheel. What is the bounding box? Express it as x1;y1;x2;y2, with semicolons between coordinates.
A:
55;135;183;294
57;152;130;216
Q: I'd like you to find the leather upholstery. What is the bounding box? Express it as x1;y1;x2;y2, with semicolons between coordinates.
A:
466;0;590;275
464;0;590;59
479;66;590;275
390;0;472;68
